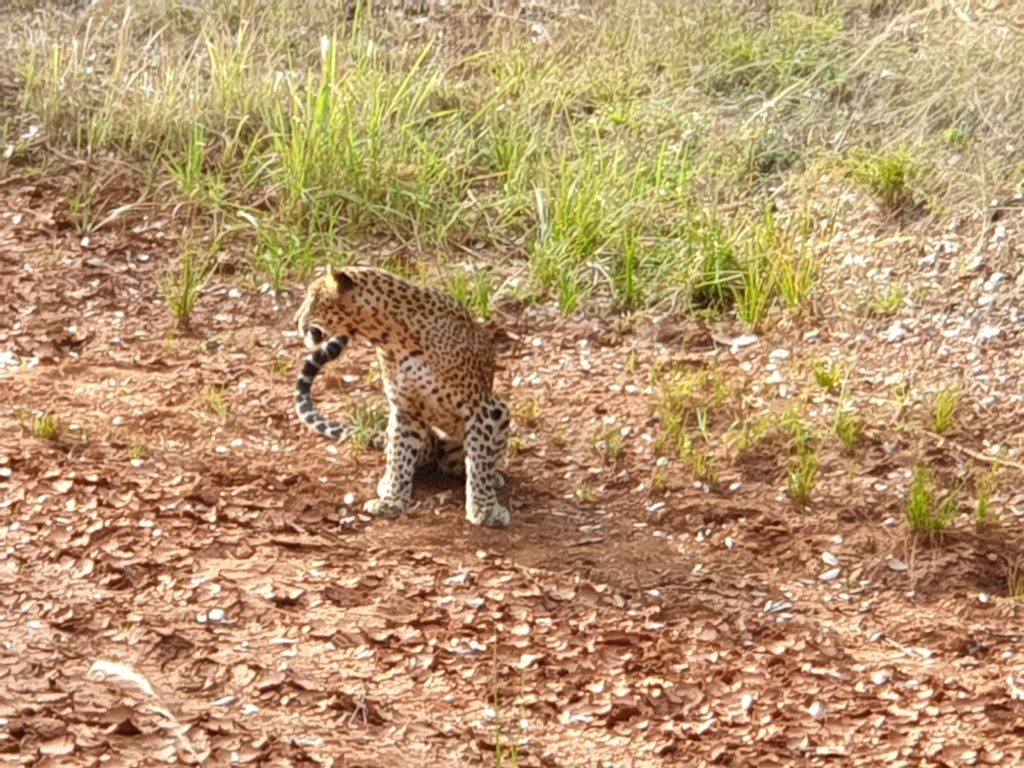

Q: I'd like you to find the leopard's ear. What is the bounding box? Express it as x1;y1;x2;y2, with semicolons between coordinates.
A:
329;265;356;293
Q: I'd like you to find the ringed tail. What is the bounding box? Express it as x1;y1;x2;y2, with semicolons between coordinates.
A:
295;335;350;440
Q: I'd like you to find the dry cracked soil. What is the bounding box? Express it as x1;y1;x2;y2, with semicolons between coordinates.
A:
2;178;1024;767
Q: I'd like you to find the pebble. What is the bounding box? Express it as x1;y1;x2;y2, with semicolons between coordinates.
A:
819;567;843;582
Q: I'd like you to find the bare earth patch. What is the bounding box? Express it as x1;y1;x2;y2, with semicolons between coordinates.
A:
2;179;1024;766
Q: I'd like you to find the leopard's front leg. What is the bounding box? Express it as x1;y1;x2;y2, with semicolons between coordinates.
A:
463;396;511;528
363;408;428;519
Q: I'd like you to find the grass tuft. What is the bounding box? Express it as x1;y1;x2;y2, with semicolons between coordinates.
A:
159;245;215;331
905;463;958;535
931;383;961;435
18;409;61;440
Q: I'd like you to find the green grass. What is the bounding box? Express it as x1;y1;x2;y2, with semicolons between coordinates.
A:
848;147;922;213
18;409;60;440
905;463;958;535
196;385;230;424
350;404;388;449
159;246;215;330
592;426;625;464
6;1;1019;318
974;468;999;531
1006;560;1024;601
447;267;497;321
812;360;843;392
932;384;962;435
787;445;820;506
833;408;862;448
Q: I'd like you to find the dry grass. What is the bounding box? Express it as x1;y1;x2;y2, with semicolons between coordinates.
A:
2;1;1023;316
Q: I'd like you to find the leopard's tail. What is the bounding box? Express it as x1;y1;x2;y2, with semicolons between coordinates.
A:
295;335;351;441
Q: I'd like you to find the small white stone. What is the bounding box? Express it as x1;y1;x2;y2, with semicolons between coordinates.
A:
819;567;842;582
208;608;227;623
808;701;826;720
821;552;839;566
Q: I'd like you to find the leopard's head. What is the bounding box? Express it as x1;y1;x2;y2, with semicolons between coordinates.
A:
295;266;359;349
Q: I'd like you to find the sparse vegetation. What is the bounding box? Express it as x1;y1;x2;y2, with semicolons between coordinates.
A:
592;426;625;464
1006;559;1024;600
849;148;922;213
787;445;819;506
975;469;999;531
196;385;230;424
350;404;387;449
18;409;60;440
159;246;214;331
932;384;962;435
864;286;908;317
812;360;843;393
905;463;958;535
833;408;862;448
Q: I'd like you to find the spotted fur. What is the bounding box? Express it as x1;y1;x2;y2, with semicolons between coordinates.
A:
294;265;511;527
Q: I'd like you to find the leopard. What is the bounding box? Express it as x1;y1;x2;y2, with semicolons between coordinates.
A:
293;265;511;528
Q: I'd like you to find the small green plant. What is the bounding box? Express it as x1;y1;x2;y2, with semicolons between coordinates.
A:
812;359;843;392
127;441;149;463
849;148;920;212
490;643;525;768
625;350;641;373
734;215;780;328
1006;559;1024;600
834;408;862;448
931;384;961;434
269;357;293;379
864;285;907;317
18;409;60;440
686;446;719;488
975;469;998;530
159;247;214;330
650;465;669;491
787;446;819;505
942;127;969;147
592;426;624;464
350;404;387;449
196;384;230;424
512;398;543;430
573;484;597;504
905;463;958;535
447;268;496;321
506;435;522;459
66;188;95;233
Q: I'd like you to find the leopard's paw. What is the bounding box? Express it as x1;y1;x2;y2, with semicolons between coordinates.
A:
466;502;510;528
363;497;406;519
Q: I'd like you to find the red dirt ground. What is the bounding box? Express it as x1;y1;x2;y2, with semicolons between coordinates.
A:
2;178;1023;767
